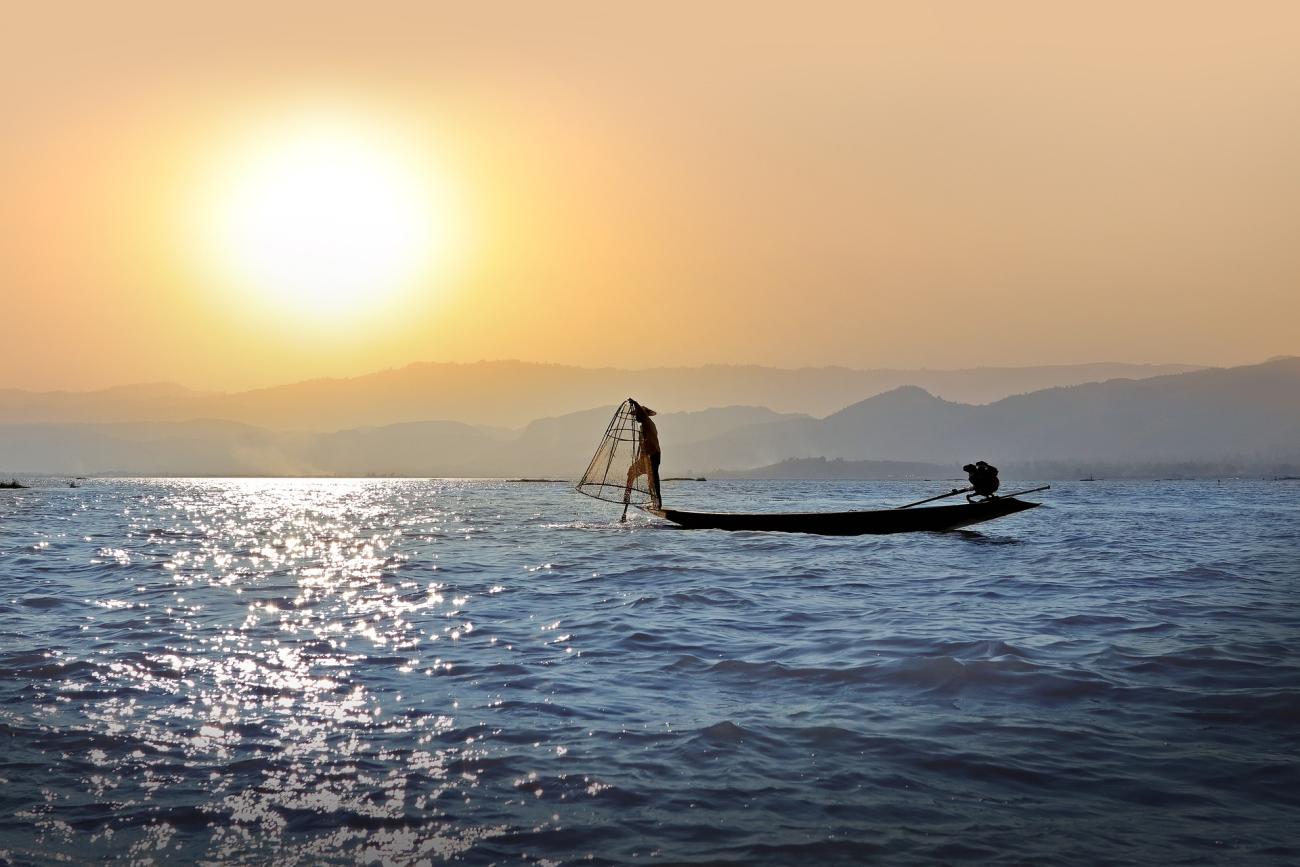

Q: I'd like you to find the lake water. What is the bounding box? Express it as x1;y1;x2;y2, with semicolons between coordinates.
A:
1;478;1297;865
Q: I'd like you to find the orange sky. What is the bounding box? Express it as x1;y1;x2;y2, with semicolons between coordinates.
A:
3;2;1298;391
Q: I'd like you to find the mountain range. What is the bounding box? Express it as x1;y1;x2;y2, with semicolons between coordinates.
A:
1;358;1296;479
0;360;1198;430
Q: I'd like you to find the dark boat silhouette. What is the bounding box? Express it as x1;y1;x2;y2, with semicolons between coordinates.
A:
649;495;1040;535
576;401;1048;534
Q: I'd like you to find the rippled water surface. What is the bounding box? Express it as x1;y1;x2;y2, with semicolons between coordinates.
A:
1;478;1297;865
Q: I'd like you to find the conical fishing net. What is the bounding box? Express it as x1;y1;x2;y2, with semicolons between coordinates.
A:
576;399;657;506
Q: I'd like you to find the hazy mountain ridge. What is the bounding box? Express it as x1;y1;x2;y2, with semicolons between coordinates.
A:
713;457;953;480
1;359;1296;478
0;406;801;478
680;358;1300;473
0;360;1201;429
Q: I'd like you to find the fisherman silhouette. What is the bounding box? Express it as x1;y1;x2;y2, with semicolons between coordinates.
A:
963;461;1000;501
622;400;662;519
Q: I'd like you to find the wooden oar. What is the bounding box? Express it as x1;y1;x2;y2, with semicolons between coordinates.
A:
998;484;1051;499
895;486;972;509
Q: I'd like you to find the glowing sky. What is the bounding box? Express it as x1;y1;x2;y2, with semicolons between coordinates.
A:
3;2;1298;390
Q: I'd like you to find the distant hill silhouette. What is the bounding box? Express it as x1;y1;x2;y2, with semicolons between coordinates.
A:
671;357;1300;473
713;457;952;480
1;359;1295;478
0;360;1199;429
0;406;798;478
460;405;804;478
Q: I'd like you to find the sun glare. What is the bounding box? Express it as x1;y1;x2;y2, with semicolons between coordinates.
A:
198;112;454;320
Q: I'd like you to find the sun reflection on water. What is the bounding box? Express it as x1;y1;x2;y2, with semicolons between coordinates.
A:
26;479;542;863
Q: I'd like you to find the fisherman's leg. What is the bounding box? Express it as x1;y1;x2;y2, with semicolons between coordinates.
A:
620;463;638;522
625;459;648;500
621;459;647;522
649;454;662;509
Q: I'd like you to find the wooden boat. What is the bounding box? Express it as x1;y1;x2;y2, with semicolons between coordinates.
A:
648;495;1041;535
574;403;1049;534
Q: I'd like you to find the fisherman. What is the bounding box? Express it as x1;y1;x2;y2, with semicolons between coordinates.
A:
622;399;662;518
963;460;1000;499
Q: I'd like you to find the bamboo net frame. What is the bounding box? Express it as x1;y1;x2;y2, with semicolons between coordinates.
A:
575;399;656;506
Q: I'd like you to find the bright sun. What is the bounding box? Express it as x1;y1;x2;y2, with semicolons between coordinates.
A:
200;113;453;320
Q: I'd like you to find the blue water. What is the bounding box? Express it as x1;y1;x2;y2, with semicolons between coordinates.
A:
0;478;1297;865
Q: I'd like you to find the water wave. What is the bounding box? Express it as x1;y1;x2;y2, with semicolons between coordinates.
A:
0;478;1297;863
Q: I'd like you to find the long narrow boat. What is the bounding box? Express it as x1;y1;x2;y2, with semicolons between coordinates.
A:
648;495;1040;535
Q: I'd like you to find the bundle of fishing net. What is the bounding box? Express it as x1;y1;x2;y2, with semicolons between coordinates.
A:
576;399;655;506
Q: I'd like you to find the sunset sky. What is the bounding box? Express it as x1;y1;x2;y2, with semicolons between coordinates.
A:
3;2;1298;391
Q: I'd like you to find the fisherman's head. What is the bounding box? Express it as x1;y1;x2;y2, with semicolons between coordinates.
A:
963;464;976;473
